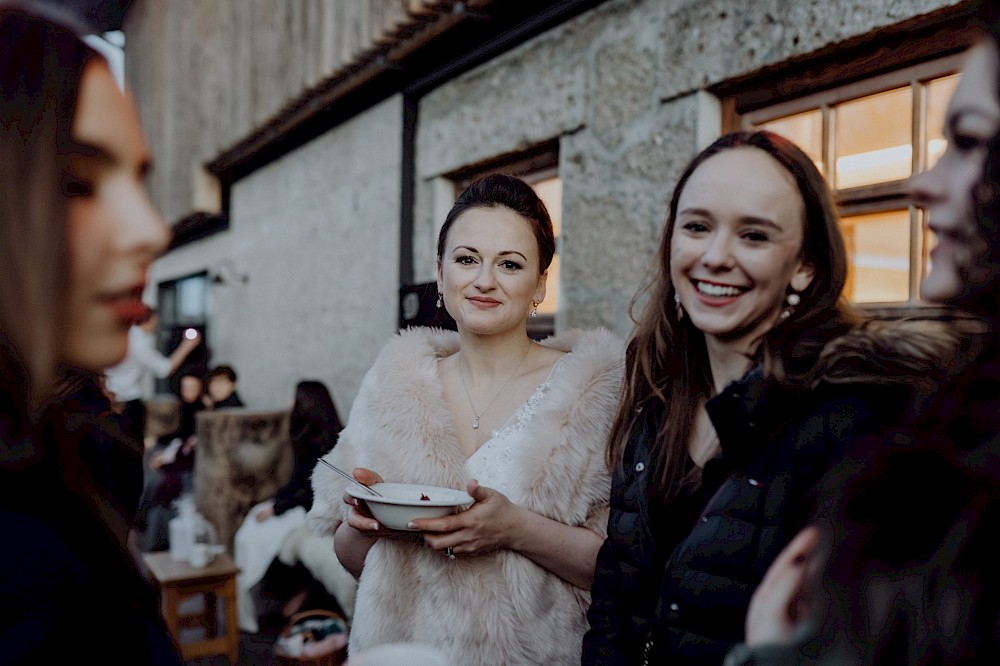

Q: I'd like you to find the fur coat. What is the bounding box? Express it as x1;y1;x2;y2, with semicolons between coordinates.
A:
308;326;624;665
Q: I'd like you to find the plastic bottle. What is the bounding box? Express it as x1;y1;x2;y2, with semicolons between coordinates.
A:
168;494;196;562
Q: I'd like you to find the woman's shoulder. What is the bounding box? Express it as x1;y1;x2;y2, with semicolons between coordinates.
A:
533;328;625;420
365;327;460;377
538;327;625;369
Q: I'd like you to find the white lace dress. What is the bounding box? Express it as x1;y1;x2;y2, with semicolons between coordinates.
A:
464;357;566;501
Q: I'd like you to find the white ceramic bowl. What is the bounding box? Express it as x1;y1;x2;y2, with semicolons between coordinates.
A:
346;482;474;531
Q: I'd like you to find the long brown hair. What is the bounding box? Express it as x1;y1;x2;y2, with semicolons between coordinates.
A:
0;3;96;419
607;131;859;503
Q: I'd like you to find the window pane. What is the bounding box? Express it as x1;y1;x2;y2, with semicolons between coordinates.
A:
842;210;911;303
925;73;960;169
531;176;561;314
835;87;913;189
757;109;824;174
176;275;208;321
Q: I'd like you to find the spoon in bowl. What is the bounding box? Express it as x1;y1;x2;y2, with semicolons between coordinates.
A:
316;458;384;498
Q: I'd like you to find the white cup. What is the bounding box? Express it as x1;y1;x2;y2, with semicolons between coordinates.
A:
189;543;210;568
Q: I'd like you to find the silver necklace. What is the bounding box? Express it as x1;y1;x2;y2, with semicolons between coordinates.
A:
458;341;533;430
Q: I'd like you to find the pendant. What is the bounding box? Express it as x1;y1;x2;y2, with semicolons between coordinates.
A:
472;416;480;430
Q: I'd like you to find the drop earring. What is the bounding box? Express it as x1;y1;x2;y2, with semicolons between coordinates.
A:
780;291;801;320
436;294;443;308
530;300;538;318
674;292;684;321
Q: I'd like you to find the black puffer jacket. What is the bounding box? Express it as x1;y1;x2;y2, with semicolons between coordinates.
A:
583;321;959;666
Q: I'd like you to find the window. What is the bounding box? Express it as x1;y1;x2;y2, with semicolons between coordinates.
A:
738;54;964;305
450;143;561;337
156;272;210;392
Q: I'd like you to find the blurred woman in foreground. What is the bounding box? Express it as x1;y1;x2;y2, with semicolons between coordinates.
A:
0;3;179;661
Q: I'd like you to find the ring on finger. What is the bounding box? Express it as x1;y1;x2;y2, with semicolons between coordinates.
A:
444;546;455;560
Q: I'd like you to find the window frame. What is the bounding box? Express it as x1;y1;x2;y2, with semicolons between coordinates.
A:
723;47;971;310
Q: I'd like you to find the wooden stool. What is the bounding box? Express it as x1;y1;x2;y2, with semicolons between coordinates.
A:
143;551;241;663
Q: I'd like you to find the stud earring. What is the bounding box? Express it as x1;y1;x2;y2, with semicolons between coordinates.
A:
530;300;538;318
780;291;801;320
436;294;443;308
674;292;684;321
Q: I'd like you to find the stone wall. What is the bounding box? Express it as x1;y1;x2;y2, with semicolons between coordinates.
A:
413;0;962;338
123;0;488;223
129;0;964;408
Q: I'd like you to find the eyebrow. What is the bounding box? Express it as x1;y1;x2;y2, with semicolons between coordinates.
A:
678;207;783;231
452;245;528;261
66;139;153;177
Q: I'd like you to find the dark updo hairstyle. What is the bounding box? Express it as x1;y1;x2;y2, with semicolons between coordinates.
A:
436;173;555;273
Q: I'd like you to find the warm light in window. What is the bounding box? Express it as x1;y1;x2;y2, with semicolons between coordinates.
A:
926;74;960;170
745;66;959;304
842;209;911;303
758;109;823;173
836;144;912;189
835;87;913;189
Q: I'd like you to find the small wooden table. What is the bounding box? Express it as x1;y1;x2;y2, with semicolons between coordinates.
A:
143;551;241;664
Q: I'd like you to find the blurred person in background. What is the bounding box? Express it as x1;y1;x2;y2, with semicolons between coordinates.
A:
134;371;205;551
205;364;244;409
0;2;180;661
104;307;202;446
235;380;345;633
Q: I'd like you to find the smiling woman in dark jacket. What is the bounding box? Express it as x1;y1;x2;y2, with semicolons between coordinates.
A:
582;131;958;665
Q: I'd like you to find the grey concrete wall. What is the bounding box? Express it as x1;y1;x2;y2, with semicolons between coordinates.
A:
148;96;403;413
413;0;962;338
132;0;964;408
124;0;460;223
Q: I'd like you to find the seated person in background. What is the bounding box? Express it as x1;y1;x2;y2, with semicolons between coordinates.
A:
205;364;244;409
235;380;345;633
133;372;206;551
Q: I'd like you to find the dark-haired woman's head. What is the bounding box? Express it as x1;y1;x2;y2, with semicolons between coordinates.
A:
435;174;554;333
661;131;849;359
607;130;855;499
436;174;555;273
908;34;1000;315
0;4;169;410
291;380;342;451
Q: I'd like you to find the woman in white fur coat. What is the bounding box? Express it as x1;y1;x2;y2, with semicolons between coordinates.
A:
308;174;624;665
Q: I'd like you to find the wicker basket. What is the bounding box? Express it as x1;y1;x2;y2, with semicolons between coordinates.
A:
274;609;348;666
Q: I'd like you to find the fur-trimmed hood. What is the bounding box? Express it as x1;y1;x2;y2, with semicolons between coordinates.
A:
308;326;624;665
815;318;963;395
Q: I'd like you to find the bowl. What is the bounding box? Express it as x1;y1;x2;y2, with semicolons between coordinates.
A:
346;482;474;531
